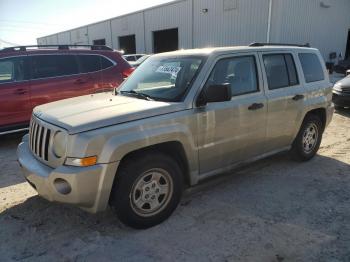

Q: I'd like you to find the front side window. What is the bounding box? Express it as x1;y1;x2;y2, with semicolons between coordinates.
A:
263;54;299;90
0;57;29;83
0;59;14;83
119;56;204;102
205;56;258;96
298;53;324;83
31;55;79;79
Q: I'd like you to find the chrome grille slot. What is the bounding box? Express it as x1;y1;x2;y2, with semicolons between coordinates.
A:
29;117;52;162
342;87;350;94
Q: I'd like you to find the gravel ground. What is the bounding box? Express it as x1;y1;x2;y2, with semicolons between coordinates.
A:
0;109;350;262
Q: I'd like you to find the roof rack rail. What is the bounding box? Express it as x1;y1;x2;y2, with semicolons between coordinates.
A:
249;42;311;48
0;44;114;52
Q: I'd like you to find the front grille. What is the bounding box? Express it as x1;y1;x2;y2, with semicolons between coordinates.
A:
342;87;350;94
29;118;52;162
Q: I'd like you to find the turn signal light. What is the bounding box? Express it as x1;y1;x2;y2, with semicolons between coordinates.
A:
65;156;97;167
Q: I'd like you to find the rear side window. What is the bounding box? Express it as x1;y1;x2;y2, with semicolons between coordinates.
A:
31;55;79;79
205;55;258;96
78;55;114;73
298;53;324;83
0;57;29;83
78;55;101;73
263;54;299;90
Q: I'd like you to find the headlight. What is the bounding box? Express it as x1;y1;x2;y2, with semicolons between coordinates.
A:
333;84;343;92
53;131;67;158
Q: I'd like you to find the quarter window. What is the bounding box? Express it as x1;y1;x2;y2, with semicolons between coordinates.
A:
298;53;324;83
31;55;79;79
263;54;299;90
205;56;258;97
101;56;114;69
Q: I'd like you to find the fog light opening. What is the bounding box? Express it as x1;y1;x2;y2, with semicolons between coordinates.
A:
54;178;71;195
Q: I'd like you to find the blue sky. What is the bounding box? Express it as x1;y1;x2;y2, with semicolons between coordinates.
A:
0;0;173;46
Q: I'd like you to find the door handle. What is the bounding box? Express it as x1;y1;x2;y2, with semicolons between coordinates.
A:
13;88;27;95
292;94;304;101
74;78;87;84
248;103;264;110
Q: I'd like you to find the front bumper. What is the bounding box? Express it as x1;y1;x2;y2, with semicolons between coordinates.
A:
17;139;119;213
332;91;350;107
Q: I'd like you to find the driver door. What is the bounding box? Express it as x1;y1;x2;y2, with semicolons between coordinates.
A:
197;53;268;175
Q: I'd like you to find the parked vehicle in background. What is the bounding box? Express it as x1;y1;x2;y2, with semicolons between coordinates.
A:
333;75;350;108
123;54;147;62
129;55;151;68
18;43;334;229
334;59;350;75
0;45;133;135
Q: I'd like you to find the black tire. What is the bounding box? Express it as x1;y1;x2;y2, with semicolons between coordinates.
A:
109;152;183;229
290;114;323;161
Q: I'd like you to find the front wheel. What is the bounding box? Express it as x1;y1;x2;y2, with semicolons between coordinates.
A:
109;153;183;229
290;114;323;161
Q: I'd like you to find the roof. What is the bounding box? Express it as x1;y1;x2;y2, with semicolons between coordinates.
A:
153;45;317;57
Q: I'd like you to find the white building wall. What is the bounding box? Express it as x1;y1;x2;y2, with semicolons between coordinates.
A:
193;0;269;47
46;35;59;45
111;12;145;52
57;31;71;44
270;0;350;60
37;37;47;45
87;21;112;46
144;0;193;53
36;0;350;59
70;27;89;45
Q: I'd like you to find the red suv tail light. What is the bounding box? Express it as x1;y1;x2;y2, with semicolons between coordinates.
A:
122;67;135;79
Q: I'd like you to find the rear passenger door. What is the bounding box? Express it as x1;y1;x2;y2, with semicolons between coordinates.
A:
259;52;306;152
30;54;85;108
198;53;267;174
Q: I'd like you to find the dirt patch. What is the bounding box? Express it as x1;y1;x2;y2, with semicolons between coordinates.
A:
1;110;350;261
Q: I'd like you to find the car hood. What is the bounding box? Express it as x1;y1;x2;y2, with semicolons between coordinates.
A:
336;76;350;88
33;92;185;134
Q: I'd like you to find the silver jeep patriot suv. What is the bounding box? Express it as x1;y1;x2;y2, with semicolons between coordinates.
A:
18;44;334;229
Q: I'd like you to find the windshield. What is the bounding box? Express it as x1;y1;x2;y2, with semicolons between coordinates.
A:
118;56;205;102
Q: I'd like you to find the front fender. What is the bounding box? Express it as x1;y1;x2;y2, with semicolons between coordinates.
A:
98;123;199;184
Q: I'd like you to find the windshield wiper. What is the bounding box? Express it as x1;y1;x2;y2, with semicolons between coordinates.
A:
119;90;154;101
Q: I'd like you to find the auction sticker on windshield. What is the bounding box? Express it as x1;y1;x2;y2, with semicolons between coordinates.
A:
156;65;182;78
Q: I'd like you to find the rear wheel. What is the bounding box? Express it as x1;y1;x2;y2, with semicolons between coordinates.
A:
109;152;183;229
290;114;323;161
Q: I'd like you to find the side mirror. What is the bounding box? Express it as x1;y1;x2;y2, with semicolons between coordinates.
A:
196;83;232;107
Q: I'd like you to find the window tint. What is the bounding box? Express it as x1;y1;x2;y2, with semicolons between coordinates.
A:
263;55;289;89
31;55;79;79
298;53;324;83
205;56;258;97
101;56;114;69
263;54;299;90
0;57;29;83
78;55;101;73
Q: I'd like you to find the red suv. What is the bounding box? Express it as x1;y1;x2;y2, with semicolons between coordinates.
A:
0;45;133;135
